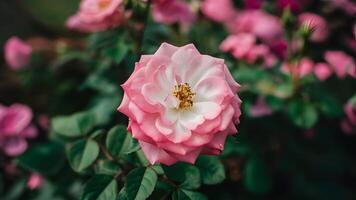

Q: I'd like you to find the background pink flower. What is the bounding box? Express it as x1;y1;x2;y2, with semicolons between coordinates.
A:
249;97;272;117
118;43;241;165
314;63;332;81
66;0;126;32
0;104;37;156
201;0;237;23
4;37;32;70
152;0;195;24
27;173;44;190
233;10;283;43
298;13;329;42
324;51;356;78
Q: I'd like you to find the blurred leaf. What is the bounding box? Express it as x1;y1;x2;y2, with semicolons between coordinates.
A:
95;160;122;176
171;189;207;200
125;167;158;200
106;125;140;160
317;95;343;118
52;111;95;138
2;179;26;200
117;187;129;200
82;73;119;94
67;139;100;172
17;142;64;175
196;156;226;185
89;95;121;126
287;99;318;128
163;163;201;189
244;156;272;195
81;175;117;200
102;41;130;64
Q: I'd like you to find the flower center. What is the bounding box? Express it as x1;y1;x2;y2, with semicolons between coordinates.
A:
98;0;110;10
172;83;195;110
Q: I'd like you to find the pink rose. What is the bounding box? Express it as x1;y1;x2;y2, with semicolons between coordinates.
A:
298;12;328;42
201;0;237;23
233;10;283;43
281;57;314;77
244;0;264;9
314;63;332;81
4;37;32;70
27;173;44;190
329;0;356;16
0;104;37;156
66;0;126;32
249;97;272;117
341;99;356;134
118;43;241;165
220;33;277;67
277;0;301;13
152;0;195;24
324;51;356;79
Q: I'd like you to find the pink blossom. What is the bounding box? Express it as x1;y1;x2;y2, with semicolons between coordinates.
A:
118;43;241;165
27;173;44;190
298;12;328;42
249;97;272;117
281;57;314;77
233;10;283;43
244;0;264;9
220;33;277;67
152;0;195;24
0;104;37;156
341;100;356;134
329;0;356;16
314;63;332;81
277;0;301;13
324;51;356;78
4;37;32;70
66;0;126;32
201;0;237;23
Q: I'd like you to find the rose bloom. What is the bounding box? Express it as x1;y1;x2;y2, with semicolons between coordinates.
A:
324;51;356;79
341;99;356;134
66;0;126;32
118;43;241;165
220;33;277;67
314;63;332;81
233;10;283;43
4;37;32;70
201;0;237;23
249;97;272;117
152;0;195;24
0;104;37;156
281;57;314;77
27;173;44;190
298;12;328;43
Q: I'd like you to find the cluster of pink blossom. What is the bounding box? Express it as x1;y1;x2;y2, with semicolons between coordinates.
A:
4;37;32;70
66;0;195;32
0;104;38;157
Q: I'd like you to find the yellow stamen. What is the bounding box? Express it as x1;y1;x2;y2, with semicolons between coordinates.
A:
172;83;195;110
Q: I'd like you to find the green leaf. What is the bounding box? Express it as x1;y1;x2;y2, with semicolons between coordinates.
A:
102;41;130;64
106;125;140;160
243;156;272;195
117;188;129;200
17;142;64;175
89;95;121;126
171;189;207;200
125;167;158;200
52;111;95;138
196;156;226;185
163;163;201;189
95;160;122;176
67;139;100;172
287;100;318;128
81;175;117;200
